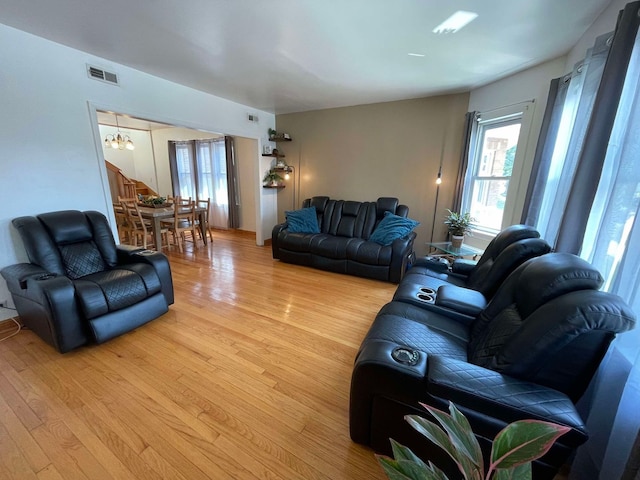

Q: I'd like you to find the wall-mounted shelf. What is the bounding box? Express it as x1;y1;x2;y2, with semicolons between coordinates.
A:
263;185;285;189
269;136;292;142
261;153;285;158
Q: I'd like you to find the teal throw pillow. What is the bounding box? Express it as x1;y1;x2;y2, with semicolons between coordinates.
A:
369;211;419;246
285;206;320;234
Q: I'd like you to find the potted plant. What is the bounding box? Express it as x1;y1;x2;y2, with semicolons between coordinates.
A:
444;209;473;248
263;170;283;187
377;402;570;480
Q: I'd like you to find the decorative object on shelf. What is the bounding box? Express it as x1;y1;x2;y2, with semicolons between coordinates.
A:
377;401;569;480
444;209;474;247
139;195;169;208
268;128;292;141
104;113;135;151
263;144;272;155
263;170;284;187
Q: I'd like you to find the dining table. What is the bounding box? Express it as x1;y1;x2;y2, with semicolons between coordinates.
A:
137;204;208;251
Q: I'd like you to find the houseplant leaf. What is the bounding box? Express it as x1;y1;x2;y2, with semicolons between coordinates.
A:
492;463;532;480
423;402;484;472
406;414;480;480
390;438;429;468
488;420;570;471
377;455;449;480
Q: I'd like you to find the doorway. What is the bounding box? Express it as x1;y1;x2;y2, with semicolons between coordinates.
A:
96;110;258;239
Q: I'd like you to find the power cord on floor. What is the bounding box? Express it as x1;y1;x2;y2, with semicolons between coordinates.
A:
0;306;22;342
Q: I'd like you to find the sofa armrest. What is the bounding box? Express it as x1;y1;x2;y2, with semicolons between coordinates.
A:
350;339;428;444
389;231;417;283
451;259;477;276
435;285;487;317
426;356;587;446
1;264;88;353
116;246;174;305
271;222;289;259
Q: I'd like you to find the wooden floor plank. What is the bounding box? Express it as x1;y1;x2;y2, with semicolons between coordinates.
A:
0;230;391;479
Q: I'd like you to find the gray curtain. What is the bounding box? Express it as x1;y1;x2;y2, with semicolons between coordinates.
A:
534;2;640;478
452;111;478;213
522;32;612;248
224;136;240;229
168;140;196;198
556;5;639;253
521;76;565;225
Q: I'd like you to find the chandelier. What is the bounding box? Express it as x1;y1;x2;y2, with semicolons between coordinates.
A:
104;114;135;151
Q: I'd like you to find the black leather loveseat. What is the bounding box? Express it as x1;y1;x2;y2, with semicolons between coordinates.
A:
272;196;416;283
350;252;636;479
1;210;174;353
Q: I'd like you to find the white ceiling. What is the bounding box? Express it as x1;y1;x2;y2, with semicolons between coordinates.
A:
0;0;612;115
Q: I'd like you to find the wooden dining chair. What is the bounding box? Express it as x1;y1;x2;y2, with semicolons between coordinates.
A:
121;199;168;250
196;198;214;242
162;201;200;252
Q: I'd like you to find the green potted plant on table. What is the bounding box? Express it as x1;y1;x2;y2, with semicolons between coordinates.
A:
444;210;474;248
377;402;570;480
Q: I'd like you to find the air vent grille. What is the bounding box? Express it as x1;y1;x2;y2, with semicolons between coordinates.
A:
87;64;119;85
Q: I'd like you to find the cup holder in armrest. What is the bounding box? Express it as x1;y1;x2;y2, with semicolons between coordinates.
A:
416;287;436;303
391;347;420;366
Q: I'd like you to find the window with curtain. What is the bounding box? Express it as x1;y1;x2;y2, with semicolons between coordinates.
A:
168;137;240;229
462;115;522;232
459;103;533;234
522;3;640;477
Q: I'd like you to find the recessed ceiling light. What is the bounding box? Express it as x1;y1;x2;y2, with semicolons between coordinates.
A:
408;53;425;57
432;10;478;34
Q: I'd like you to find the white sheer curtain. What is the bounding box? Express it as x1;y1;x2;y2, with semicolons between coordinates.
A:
534;33;612;245
196;139;229;229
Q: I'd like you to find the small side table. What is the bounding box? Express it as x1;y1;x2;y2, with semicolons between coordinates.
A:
426;242;483;260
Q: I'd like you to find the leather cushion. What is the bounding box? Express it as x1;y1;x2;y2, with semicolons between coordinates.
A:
59;241;106;279
277;231;319;252
74;268;157;319
310;235;360;259
426;356;588;445
347;240;392;266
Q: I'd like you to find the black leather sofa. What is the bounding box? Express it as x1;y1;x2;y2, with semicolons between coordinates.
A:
272;196;416;283
350;252;636;479
1;210;174;353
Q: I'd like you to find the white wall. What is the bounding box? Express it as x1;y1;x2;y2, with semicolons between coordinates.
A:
566;0;629;69
0;23;275;316
235;137;258;232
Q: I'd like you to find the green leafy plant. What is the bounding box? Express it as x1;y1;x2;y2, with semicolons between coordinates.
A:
444;210;474;236
141;195;167;205
263;170;283;185
377;402;570;480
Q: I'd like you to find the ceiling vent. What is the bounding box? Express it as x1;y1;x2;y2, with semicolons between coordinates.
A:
87;64;119;85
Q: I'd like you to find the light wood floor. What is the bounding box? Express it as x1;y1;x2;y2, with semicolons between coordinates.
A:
0;230;397;479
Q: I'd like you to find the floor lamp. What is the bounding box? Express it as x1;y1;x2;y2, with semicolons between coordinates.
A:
429;165;443;244
284;165;296;209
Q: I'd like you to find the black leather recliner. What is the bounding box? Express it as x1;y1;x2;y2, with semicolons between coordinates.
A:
350;253;636;479
1;210;174;353
401;224;547;297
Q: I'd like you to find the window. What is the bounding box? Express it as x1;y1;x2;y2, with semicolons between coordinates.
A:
462;104;533;234
175;142;196;200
